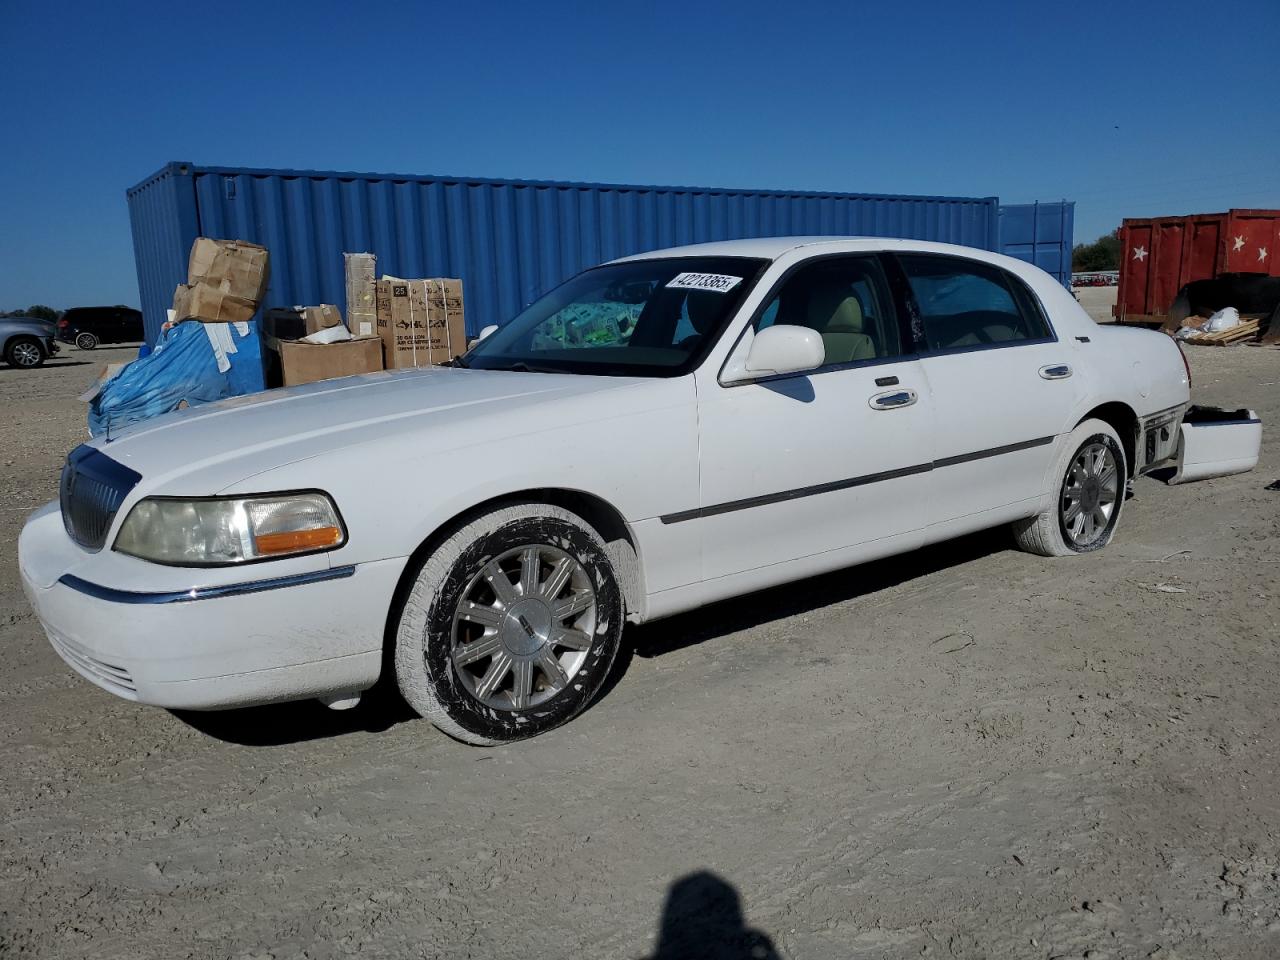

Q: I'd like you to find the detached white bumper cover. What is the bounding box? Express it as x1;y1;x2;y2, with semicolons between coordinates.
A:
18;504;403;710
1171;406;1263;485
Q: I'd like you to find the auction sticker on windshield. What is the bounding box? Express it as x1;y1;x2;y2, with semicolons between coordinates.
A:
666;272;743;293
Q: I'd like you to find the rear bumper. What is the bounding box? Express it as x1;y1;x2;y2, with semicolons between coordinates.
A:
1170;406;1262;484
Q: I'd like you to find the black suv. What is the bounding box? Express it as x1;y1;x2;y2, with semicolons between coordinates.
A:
58;306;144;350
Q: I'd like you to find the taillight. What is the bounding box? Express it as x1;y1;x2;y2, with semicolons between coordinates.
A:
57;318;69;328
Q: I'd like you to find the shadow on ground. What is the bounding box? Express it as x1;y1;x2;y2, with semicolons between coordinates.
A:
172;681;416;747
179;528;1010;746
626;527;1009;660
644;871;779;960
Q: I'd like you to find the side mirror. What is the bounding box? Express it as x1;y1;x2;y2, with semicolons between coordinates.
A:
477;324;499;342
722;325;825;384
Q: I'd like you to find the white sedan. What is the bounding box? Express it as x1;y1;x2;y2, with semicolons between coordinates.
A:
19;238;1261;744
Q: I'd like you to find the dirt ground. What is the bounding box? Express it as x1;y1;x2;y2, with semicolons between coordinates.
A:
2;341;1278;960
1073;286;1118;324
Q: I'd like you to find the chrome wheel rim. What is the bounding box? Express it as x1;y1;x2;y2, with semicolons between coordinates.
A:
1061;441;1119;548
12;342;41;367
450;544;596;711
76;334;95;350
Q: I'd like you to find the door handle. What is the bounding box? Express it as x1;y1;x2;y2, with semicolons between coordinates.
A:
869;388;918;410
1039;364;1072;380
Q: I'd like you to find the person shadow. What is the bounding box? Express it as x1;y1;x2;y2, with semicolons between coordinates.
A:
645;871;780;960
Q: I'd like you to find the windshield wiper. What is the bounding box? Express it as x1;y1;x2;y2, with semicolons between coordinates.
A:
446;354;470;368
499;361;565;374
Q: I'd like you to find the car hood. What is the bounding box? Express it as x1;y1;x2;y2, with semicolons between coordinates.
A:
85;366;652;493
5;319;54;335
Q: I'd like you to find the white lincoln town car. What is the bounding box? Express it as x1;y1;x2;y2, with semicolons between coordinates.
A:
19;238;1261;744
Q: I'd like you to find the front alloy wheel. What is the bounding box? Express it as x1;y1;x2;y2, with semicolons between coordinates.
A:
451;544;597;711
395;503;624;745
7;339;44;368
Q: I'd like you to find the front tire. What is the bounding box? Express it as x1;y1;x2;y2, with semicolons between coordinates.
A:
1012;418;1126;557
394;503;624;745
75;332;98;350
5;337;45;368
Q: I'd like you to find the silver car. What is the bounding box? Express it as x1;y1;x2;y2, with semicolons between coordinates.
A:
1;316;59;368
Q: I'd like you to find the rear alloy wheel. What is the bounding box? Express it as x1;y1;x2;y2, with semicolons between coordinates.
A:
1012;418;1126;557
395;503;624;745
5;337;45;369
1060;440;1120;549
75;332;98;350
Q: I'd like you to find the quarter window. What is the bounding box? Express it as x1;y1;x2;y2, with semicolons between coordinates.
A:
756;256;903;365
897;255;1052;351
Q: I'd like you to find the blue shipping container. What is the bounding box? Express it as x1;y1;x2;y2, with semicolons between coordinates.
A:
128;162;1004;345
998;201;1075;287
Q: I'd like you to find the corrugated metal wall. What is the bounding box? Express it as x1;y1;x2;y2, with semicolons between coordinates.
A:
128;162;1002;344
127;165;201;340
998;201;1075;287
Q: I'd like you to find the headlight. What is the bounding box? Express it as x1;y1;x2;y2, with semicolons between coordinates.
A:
114;492;346;566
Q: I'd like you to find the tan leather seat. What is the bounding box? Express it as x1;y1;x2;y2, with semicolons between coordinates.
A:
807;284;876;363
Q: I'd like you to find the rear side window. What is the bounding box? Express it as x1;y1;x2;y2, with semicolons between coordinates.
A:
897;255;1052;352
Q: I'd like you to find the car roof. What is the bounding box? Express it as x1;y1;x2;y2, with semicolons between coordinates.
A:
611;235;1015;264
609;236;1068;294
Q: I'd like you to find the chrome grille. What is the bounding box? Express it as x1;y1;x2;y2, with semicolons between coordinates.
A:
59;445;142;551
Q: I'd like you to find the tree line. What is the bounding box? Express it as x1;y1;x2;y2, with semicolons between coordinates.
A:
1072;230;1121;272
1;306;59;322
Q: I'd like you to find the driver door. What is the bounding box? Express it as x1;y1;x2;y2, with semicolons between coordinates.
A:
692;254;935;582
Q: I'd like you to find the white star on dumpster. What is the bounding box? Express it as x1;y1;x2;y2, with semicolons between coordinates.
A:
1132;246;1147;262
1233;235;1246;251
1260;247;1269;262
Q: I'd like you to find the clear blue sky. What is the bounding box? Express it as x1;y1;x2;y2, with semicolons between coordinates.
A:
2;0;1277;311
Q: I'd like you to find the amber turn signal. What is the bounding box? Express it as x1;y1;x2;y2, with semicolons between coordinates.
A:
253;526;343;556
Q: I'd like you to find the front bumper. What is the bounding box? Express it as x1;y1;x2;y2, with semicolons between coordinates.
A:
18;503;405;710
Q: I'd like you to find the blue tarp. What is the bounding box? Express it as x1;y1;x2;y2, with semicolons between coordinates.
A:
88;321;265;436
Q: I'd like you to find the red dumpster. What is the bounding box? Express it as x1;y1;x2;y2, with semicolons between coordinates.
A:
1116;209;1280;320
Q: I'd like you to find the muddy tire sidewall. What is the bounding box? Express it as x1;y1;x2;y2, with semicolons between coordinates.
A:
395;504;623;745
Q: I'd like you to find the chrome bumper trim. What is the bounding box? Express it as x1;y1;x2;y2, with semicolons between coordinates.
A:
57;565;356;605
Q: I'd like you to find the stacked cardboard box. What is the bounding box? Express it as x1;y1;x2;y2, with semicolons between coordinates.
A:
172;239;270;323
375;277;466;368
279;336;384;386
344;253;378;338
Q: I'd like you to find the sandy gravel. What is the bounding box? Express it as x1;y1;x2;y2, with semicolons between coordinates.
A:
1073;286;1118;324
1;341;1278;959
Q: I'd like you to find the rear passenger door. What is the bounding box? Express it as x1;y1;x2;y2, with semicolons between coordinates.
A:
890;253;1082;527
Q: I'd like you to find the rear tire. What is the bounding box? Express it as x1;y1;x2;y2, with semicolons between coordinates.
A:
4;337;45;369
1012;418;1126;557
394;503;624;745
75;332;98;350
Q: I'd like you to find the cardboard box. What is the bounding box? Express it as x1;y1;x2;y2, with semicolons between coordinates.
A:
344;253;377;338
302;304;343;336
374;277;465;369
188;238;270;303
173;282;257;324
279;336;384;386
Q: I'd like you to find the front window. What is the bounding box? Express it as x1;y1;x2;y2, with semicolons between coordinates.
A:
755;255;904;365
463;256;769;376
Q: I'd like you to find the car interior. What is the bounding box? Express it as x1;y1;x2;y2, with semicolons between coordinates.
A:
760;263;899;364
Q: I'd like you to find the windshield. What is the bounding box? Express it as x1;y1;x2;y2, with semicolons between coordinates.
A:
463;256;769;376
